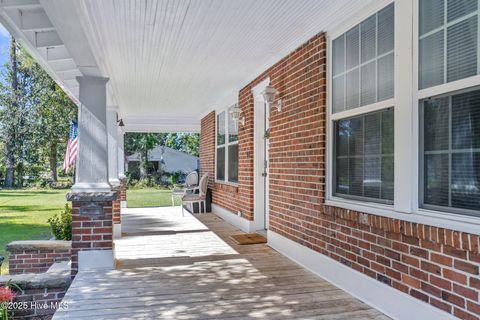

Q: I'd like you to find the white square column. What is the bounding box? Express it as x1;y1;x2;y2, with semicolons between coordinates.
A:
72;76;111;192
68;76;115;275
117;127;126;181
118;127;128;209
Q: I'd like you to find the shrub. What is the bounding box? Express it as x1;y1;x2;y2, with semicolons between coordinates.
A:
48;204;72;240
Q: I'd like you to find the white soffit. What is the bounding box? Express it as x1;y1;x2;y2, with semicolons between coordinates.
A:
1;0;373;126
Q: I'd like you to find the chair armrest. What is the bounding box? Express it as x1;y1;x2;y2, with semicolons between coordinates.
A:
185;186;200;194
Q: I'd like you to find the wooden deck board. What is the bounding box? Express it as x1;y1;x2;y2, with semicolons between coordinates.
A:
54;207;389;320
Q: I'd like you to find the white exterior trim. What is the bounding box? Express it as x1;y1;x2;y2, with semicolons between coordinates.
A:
267;230;457;320
123;115;200;133
252;77;271;231
113;223;122;239
214;102;239;184
393;0;415;214
211;204;255;233
78;250;114;271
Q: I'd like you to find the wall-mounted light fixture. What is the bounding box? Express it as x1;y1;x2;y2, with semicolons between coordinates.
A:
262;85;282;112
116;113;125;127
230;104;245;127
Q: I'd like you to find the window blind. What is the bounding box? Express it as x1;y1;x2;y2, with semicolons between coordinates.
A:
421;89;480;214
332;3;394;113
334;108;394;203
419;0;479;89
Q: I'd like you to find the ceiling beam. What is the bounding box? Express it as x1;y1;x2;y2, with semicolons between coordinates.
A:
45;46;70;61
19;8;54;31
57;69;81;81
1;0;41;9
123;116;201;133
49;58;77;72
34;30;62;48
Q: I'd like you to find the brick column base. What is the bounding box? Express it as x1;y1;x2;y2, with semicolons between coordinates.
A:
111;185;122;239
67;192;117;277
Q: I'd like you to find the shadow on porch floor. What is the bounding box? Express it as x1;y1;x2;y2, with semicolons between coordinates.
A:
53;206;390;320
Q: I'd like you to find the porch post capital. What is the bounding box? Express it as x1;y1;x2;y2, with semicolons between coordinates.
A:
71;76;111;193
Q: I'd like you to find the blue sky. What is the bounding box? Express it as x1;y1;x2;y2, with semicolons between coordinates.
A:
0;23;10;67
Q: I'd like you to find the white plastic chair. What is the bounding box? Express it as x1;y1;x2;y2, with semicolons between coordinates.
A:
181;174;209;216
171;171;199;206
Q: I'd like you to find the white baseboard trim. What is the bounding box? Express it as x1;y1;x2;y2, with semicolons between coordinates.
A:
211;204;255;233
267;230;456;320
113;223;122;239
78;250;114;271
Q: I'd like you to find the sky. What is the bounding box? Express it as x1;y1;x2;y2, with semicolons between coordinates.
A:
0;23;10;67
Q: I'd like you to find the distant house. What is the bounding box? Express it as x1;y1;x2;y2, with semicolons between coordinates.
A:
126;146;198;175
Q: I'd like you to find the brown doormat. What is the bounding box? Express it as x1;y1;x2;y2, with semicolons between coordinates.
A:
230;233;267;245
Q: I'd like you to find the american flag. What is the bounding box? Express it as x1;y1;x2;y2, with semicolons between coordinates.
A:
63;121;78;173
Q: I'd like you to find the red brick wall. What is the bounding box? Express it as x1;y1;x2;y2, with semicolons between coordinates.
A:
200;110;254;219
111;186;121;225
199;30;480;319
70;200;113;276
8;246;70;275
200;112;215;190
119;179;127;202
9;287;68;320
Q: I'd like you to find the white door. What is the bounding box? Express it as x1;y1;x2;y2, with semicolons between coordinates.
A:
253;81;270;231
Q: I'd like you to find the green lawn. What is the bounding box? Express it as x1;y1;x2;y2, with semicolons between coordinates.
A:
0;189;69;274
127;188;180;208
0;187;174;274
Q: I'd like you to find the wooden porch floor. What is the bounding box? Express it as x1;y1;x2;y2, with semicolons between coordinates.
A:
54;207;389;320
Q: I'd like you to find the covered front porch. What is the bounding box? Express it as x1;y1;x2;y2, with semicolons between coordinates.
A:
53;207;388;320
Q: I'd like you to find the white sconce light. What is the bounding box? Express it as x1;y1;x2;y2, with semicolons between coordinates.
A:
230;104;245;127
262;85;282;112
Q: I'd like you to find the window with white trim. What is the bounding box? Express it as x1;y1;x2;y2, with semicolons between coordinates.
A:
331;3;395;204
419;0;479;89
216;105;239;183
419;89;480;215
332;3;395;113
418;0;480;216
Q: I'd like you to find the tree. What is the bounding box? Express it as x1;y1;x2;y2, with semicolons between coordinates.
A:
3;37;17;187
23;53;77;182
165;133;199;156
0;37;31;188
0;38;77;186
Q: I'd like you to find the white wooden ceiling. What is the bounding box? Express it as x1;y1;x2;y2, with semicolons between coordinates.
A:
0;0;373;132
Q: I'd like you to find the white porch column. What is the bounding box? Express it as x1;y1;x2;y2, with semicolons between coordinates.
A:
117;127;126;180
107;106;120;187
68;76;115;275
118;127;128;209
72;76;111;192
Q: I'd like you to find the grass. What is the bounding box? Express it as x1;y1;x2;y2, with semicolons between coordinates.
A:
0;189;69;274
0;187;175;274
127;188;180;208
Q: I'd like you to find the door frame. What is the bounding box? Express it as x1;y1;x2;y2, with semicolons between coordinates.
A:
252;78;270;231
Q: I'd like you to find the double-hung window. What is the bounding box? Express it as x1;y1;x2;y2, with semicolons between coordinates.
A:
216;105;239;184
331;3;395;204
418;0;480;216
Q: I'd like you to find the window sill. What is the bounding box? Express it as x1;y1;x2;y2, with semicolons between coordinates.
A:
325;198;480;236
215;180;239;188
